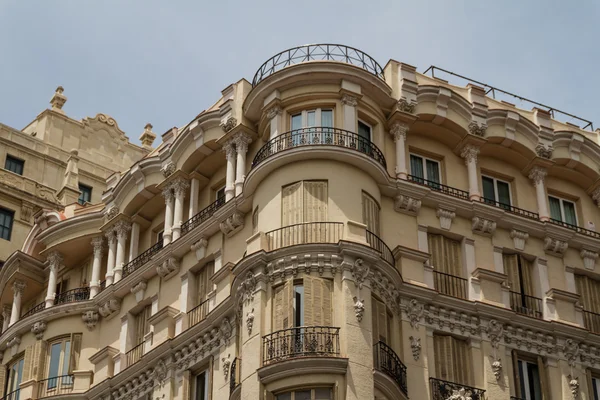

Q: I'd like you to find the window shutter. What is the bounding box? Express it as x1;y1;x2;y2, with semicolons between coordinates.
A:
313;278;324;325
69;333;82;373
321;279;332;327
428;234;443;271
377;300;388;344
303;181;327;223
274;284;284;331
443;236;462;277
519;256;535;296
362;192;380;235
371;297;379;345
304;277;314;327
511;350;521;398
434;334;453;382
503;254;520;292
536;356;549;400
282;182;303;226
22;346;34;381
586;368;594;400
273;280;294;330
0;364;5;397
198;262;214;304
34;340;48;381
453;337;471;385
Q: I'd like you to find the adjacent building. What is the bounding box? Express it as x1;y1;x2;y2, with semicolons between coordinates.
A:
1;44;600;400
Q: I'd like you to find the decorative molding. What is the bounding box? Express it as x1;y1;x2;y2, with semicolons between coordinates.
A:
544;237;568;257
406;299;424;330
460;144;479;165
529;166;547;186
468;121;487;137
340;94;358;107
580;249;598;270
12;280;26;295
105;205;119;221
161;161;176;178
246;308;254;336
471;216;497;236
131;281;148;303
82;310;99;331
154;358;168;384
173;326;222;372
98;298;121;319
222;354;231;380
233;132;252;155
220;211;244;236
424;305;482;337
535;143;553;159
351;259;369;290
113;220;131;239
171;178;190;198
397;98;416;114
593;187;600;205
7;336;20;352
503;324;556;355
353;297;365;322
221;117;237;133
436;208;456;230
394;194;421;215
568;375;579;399
409;336;421;361
191;238;208;261
266;105;282;120
491;356;502;380
31;321;47;340
485;319;504;349
510;229;529;251
563;339;580;367
157;257;180;279
389;122;409;142
20;202;34;223
220;318;232;346
239;272;257;304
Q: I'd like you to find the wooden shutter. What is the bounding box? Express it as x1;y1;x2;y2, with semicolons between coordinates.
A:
303;277;332;326
0;364;5;397
371;297;389;345
428;234;443;271
304;277;314;326
362;191;380;235
586;369;594;400
303;181;327;223
443;236;462;277
371;298;380;346
519;256;535;296
322;279;332;327
69;333;82;373
503;254;520;292
434;334;454;382
34;340;48;381
22;346;34;381
511;350;522;398
537;356;549;400
197;262;214;304
282;182;303;226
453;337;471;386
273;281;293;331
576;275;600;313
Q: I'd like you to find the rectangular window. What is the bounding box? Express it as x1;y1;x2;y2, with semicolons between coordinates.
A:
78;184;92;205
216;186;225;201
592;376;600;400
503;253;540;318
6;357;24;395
512;352;547;400
281;181;328;226
194;370;209;400
482;176;511;208
196;262;215;306
290;109;334;130
433;334;472;385
410;154;441;185
358;120;371;140
0;208;14;241
548;195;577;225
134;305;152;345
44;334;80;392
4;155;24;175
294;284;304;327
428;234;466;299
275;388;332;400
362;191;380;235
273;277;332;330
156;230;164;244
371;296;392;345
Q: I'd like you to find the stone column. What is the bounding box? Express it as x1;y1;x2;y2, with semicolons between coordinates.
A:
2;305;11;332
45;251;62;307
188;177;200;219
390;122;409;179
10;280;26;326
90;237;104;299
341;94;358;132
224;141;236;201
128;222;140;262
267;105;282;140
529;166;550;221
234;133;252;196
113;221;131;283
461;144;481;201
105;230;117;286
171;178;190;241
162;188;175;245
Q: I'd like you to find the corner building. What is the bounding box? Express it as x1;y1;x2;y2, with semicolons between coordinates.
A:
2;44;600;400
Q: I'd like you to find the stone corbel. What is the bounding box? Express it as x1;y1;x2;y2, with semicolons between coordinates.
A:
220;211;245;237
510;229;529;251
98;298;121;320
394;194;422;215
433;87;451;125
468;121;487;137
131;280;148;303
157;257;180;280
580;249;598;271
471;216;497;236
31;321;47;340
82;310;100;331
191;238;208;261
436;208;456;230
535;143;553;159
543;237;568;257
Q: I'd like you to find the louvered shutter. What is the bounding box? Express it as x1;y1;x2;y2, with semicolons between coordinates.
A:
519;256;535;296
22;346;33;382
282;182;303;226
304;276;314;326
321;279;332;327
503;254;520;292
377;300;388;344
34;340;48;381
511;350;522;398
304;181;328;223
453;337;471;385
0;364;5;397
537;356;549;400
362;192;380;235
434;334;453;382
428;234;443;271
273;281;294;331
69;333;82;373
371;298;379;345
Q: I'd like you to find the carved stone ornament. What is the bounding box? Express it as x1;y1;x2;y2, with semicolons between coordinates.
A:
394;194;421;215
222;354;231;380
544;237;568;256
239;272;256;304
471;216;497;236
82;310;99;331
491;357;502;380
398;98;416;114
31;321;47;340
246;308;254;336
535;143;553;159
448;388;473;400
409;336;421;361
528;166;547;186
340;94;358;107
406;299;424;330
580;249;598;271
161;161;176;178
468;121;487;137
351;259;369;290
191;238;208;261
568;375;579;399
220;318;232;345
436;208;456;230
486;319;504;349
154;358;168;384
510;229;529;251
563;339;579;367
266;105;282;120
131;281;147;303
105;205;119;220
353;297;365;322
7;336;20;349
98;298;121;318
460;144;480;165
220;211;244;236
157;257;180;279
221;117;237;132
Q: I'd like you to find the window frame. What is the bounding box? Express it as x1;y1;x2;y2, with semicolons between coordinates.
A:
409;153;442;183
592;374;600;400
5;355;24;395
193;369;210;400
45;336;73;389
357;119;372;140
516;355;542;400
548;195;578;225
482;175;512;206
4;155;24;176
78;184;92;205
289;108;334;130
216;186;226;201
275;387;333;400
0;207;15;241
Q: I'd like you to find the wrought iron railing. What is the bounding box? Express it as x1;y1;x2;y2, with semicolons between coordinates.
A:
406;175;470;200
266;222;343;251
38;375;74;398
55;287;90;305
481;198;539;220
373;341;407;396
366;230;395;266
262;326;340;365
433;270;468;300
548;218;600;239
252;44;385;86
181;197;226;236
126;342;145;367
510;291;543;319
230;357;241;396
582;309;600;333
22;301;45;318
123;239;164;278
251;128;387;169
187;299;210;328
1;389;20;400
430;377;485;400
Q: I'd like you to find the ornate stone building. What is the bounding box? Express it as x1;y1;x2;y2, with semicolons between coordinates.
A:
1;44;600;400
0;86;152;263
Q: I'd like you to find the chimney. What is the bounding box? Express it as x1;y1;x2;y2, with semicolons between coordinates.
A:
139;123;156;149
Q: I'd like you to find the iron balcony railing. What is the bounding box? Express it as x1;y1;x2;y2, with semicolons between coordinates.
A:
126;342;145;367
230;357;241;396
187;299;210;328
262;326;340;366
509;291;543;319
373;341;408;396
252;128;387;170
481;198;539;220
22;301;45;318
181;197;226;236
38;375;73;398
430;377;485;400
406;175;470;200
252;44;385;86
582;309;600;333
266;222;343;251
1;389;20;400
366;230;395;266
55;287;90;305
433;270;468;300
548;218;600;239
123;239;164;278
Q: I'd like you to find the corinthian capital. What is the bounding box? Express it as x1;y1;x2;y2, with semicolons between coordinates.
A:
105;229;117;245
528;166;547;186
114;221;131;239
592;187;600;204
389;122;409;142
162;187;174;202
223;140;236;159
233;133;252;154
12;280;26;295
46;251;63;270
341;94;358;107
460;144;480;165
171;178;190;198
91;237;104;256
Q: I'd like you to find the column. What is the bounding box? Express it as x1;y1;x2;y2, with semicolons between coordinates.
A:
172;179;190;241
113;221;131;283
234;133;252;196
162;188;175;245
45;251;62;307
224;141;236;201
90;237;104;299
341;94;358;132
461;144;481;201
529;166;550;221
390;122;408;179
128;222;140;262
188;177;200;219
10;280;26;326
267;105;282;140
105;230;117;286
2;305;11;332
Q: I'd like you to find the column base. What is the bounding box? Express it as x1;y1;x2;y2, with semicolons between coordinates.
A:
469;194;481;201
225;186;235;201
235;179;244;196
396;171;407;180
113;268;123;283
45;296;55;308
540;216;550;222
163;230;172;245
105;273;114;286
89;283;100;299
172;225;181;241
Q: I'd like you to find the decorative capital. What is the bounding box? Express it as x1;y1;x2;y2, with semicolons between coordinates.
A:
544;236;568;256
398;98;416;114
592;187;600;204
91;237;104;256
162;187;174;202
266;105;282;120
114;220;131;239
394;194;421;215
233;133;252;154
47;251;63;270
171;178;190;198
468;121;487;137
105;205;119;221
161;161;176;178
105;229;117;244
535;143;553;159
472;216;497;236
223;140;237;159
341;94;358;107
528;166;547;185
12;280;26;295
460;144;479;165
157;257;180;279
389;122;409;142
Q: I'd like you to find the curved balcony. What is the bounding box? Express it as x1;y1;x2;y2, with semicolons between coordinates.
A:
262;326;340;366
252;44;384;87
430;377;485;400
122;239;164;278
373;341;407;396
22;301;45;318
266;222;344;251
55;287;90;305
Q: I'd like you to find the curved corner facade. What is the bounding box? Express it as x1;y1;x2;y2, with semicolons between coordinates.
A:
1;44;600;400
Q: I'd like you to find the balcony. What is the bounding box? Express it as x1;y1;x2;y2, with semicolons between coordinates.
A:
582;309;600;333
125;342;144;368
251;44;384;87
406;175;470;201
37;375;73;398
22;301;45;318
252;127;387;170
510;291;543;319
266;222;344;251
187;299;210;328
262;326;340;366
548;218;600;239
181;197;226;236
55;287;90;305
366;230;395;266
373;341;407;396
230;357;241;397
480;198;539;220
433;271;468;300
430;377;485;400
1;389;19;400
123;239;164;278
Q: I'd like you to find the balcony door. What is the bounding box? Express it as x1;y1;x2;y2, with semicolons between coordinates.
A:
512;352;548;400
427;234;465;298
281;181;328;247
433;334;472;386
273;277;332;331
575;274;600;332
503;254;538;317
371;296;391;345
5;356;24;396
290;109;333;145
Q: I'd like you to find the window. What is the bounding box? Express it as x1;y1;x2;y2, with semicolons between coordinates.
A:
216;186;225;201
548;195;577;225
482;175;511;208
276;388;332;400
512;352;547;400
252;206;258;234
156;230;164;244
44;334;80;393
428;234;465;299
134;305;152;346
193;370;209;400
575;275;600;332
78;184;92;205
362;191;380;235
4;155;24;175
592;375;600;400
503;254;539;317
433;334;472;385
290;109;334;145
0;208;14;241
273;277;332;330
357;120;371;140
410;154;440;185
371;296;392;345
5;356;24;396
196;262;215;307
294;284;304;327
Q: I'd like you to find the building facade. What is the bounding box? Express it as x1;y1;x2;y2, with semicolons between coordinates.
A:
1;44;600;400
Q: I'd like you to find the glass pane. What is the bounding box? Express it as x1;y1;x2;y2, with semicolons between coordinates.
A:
410;155;424;180
291;114;302;131
593;378;600;400
321;110;333;128
48;343;62;388
357;121;370;140
307;111;316;127
62;340;71;376
195;372;206;400
563;200;577;225
294;285;304;327
528;362;542;400
482;177;495;204
276;393;292;400
295;390;311;400
497;180;511;206
548;197;562;221
314;388;332;399
425;159;440;184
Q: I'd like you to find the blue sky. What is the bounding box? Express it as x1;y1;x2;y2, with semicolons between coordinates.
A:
1;0;598;145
